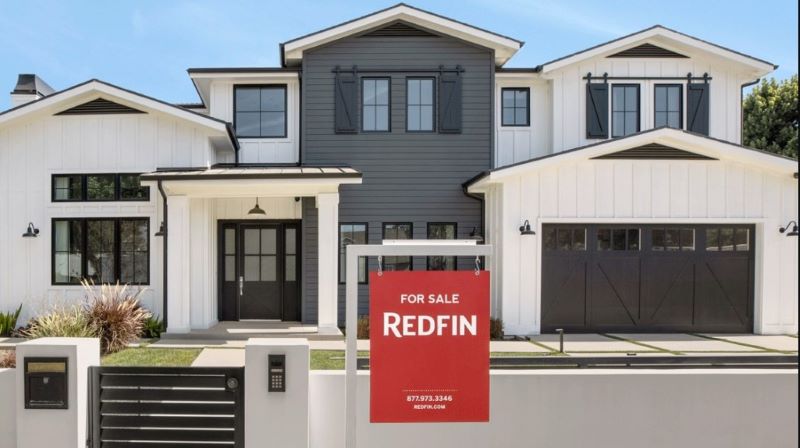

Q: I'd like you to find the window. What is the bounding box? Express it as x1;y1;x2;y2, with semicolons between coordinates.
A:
655;85;682;129
427;223;456;270
407;78;435;131
652;228;694;251
362;78;390;132
501;88;530;126
382;223;412;271
706;227;750;252
53;175;82;201
597;228;640;251
87;174;116;200
52;218;149;285
543;227;587;251
52;174;150;202
234;85;287;138
339;223;367;283
611;85;639;137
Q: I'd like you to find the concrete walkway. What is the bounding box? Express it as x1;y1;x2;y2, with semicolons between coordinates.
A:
186;333;797;366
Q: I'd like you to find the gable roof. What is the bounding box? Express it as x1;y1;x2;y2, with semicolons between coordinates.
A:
0;79;238;151
280;3;523;67
466;128;798;191
538;25;776;77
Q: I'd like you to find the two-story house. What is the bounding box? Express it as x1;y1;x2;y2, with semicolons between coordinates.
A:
0;4;796;336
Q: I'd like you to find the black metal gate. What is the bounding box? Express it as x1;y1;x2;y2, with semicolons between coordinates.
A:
541;224;755;333
88;366;244;448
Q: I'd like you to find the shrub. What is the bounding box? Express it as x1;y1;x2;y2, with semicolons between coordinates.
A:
23;304;100;339
357;315;370;339
0;350;15;368
0;304;22;337
82;281;151;354
142;315;165;339
489;317;504;340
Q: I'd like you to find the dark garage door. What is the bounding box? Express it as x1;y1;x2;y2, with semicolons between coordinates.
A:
541;224;754;333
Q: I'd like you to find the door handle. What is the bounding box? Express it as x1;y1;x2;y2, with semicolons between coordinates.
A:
239;276;244;296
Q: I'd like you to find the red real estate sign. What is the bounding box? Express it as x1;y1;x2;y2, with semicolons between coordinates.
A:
369;270;490;423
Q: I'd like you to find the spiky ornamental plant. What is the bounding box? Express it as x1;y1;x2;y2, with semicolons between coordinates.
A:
82;280;151;354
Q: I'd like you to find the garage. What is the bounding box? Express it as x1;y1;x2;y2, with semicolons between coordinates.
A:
541;224;755;333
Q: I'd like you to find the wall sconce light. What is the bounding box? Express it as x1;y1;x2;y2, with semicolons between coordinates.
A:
248;197;267;216
519;220;536;236
469;226;484;242
779;221;798;237
22;222;39;238
154;221;166;237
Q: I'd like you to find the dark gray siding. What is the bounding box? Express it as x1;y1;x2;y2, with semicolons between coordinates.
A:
301;34;493;325
301;198;319;324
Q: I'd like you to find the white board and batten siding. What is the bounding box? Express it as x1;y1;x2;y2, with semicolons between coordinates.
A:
486;158;798;336
494;74;552;167
0;111;222;322
547;57;750;153
207;77;300;164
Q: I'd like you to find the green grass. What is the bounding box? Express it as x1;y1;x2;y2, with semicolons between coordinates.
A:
102;348;202;366
311;350;369;370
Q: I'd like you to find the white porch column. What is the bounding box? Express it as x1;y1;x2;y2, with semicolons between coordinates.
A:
166;195;191;333
316;193;339;333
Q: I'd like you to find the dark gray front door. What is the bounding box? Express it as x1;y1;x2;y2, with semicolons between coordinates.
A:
541;224;754;333
219;222;301;321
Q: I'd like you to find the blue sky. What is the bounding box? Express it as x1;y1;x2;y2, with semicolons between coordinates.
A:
1;0;797;110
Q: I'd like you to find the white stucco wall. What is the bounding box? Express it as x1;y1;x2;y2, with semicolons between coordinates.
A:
0;100;226;323
310;369;798;448
481;135;798;335
0;368;16;447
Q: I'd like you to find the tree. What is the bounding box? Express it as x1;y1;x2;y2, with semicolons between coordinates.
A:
743;75;798;159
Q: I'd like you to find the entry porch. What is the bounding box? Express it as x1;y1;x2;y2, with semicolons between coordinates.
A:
141;166;362;335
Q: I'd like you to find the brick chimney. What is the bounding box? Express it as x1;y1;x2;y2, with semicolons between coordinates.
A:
10;74;55;108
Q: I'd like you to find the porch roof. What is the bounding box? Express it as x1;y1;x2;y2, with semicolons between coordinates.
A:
141;165;361;181
141;165;362;197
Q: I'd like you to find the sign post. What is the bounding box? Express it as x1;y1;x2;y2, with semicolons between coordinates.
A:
344;242;493;447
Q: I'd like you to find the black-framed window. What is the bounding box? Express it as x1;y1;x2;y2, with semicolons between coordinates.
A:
52;174;149;202
339;223;368;284
52;218;149;285
234;85;287;138
501;88;530;126
407;78;435;132
427;223;456;270
652;228;694;251
611;84;640;137
543;227;587;251
654;84;682;129
597;228;640;251
382;223;412;271
362;78;390;132
706;227;750;252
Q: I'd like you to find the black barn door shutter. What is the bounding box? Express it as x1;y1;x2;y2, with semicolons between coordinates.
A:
334;68;358;133
687;83;710;135
438;72;462;133
586;83;609;139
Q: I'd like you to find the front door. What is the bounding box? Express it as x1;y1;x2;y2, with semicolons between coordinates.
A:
219;222;301;321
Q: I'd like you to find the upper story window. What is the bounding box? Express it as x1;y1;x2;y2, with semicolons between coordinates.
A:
53;174;149;202
501;88;529;126
362;78;390;132
611;85;640;137
234;85;287;138
406;78;435;132
654;84;682;129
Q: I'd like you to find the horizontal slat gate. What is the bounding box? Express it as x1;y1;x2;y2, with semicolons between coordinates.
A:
88;366;244;448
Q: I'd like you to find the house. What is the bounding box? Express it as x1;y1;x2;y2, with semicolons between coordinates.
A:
0;4;796;336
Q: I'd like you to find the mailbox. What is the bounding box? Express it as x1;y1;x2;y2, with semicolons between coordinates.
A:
268;354;286;392
24;357;68;409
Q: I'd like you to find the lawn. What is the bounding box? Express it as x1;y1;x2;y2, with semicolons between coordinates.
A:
102;347;202;366
309;350;562;370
